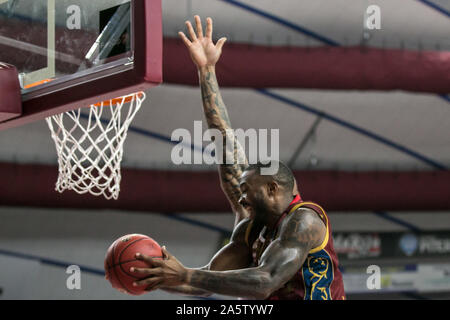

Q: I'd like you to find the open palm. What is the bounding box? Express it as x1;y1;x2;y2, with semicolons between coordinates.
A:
179;16;227;68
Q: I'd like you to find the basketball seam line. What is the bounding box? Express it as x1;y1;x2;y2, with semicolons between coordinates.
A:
111;239;134;295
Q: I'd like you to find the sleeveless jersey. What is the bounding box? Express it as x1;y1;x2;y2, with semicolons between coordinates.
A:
244;197;346;300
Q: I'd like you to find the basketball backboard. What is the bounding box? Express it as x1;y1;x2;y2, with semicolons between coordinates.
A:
0;0;162;130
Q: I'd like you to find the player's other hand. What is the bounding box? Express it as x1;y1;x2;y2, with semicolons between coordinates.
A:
131;246;188;290
178;16;227;69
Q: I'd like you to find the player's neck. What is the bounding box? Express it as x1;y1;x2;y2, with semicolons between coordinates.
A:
263;213;281;231
264;196;298;231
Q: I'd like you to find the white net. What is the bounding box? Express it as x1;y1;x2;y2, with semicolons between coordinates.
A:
45;92;146;200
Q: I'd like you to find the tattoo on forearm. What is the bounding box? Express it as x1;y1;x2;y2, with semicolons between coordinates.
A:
189;268;270;299
200;72;231;127
199;69;248;210
160;284;211;297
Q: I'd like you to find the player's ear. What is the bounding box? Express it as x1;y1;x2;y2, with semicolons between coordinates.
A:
293;179;299;195
267;181;279;197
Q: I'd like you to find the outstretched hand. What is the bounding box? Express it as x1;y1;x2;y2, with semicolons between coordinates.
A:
178;16;227;69
131;246;189;291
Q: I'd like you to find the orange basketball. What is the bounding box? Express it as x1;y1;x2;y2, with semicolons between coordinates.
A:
104;234;162;295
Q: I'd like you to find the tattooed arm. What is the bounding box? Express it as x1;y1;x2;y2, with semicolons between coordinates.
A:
200;67;249;225
185;209;326;299
179;16;249;225
133;209;326;299
157;283;211;297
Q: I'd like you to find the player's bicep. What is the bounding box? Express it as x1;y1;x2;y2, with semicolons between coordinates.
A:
207;219;252;271
208;240;252;271
258;210;326;282
258;239;303;282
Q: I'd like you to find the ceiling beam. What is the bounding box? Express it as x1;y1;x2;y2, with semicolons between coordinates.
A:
163;38;450;93
1;162;449;212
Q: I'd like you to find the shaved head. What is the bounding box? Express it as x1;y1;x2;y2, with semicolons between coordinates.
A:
243;161;295;195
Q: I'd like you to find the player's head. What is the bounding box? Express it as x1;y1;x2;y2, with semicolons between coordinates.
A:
239;160;295;221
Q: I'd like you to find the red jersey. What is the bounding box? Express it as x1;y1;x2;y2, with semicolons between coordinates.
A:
244;196;346;300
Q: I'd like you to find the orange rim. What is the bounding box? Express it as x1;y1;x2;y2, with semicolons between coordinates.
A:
24;78;54;89
92;92;145;107
24;79;143;107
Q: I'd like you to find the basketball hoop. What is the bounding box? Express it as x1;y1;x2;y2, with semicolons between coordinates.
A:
45;92;146;200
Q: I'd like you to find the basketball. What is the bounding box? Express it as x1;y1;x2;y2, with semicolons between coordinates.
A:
104;234;162;295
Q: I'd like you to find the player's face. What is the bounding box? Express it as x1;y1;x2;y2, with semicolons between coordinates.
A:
239;170;270;220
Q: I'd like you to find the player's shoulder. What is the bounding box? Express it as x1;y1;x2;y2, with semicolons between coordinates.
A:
276;208;327;250
288;201;327;226
279;206;326;239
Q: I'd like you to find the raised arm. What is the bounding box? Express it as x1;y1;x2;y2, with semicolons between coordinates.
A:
133;209;326;299
179;16;249;225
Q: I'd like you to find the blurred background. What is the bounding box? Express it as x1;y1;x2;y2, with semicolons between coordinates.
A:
0;0;450;300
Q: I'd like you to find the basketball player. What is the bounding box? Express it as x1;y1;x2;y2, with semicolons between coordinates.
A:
131;16;345;300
